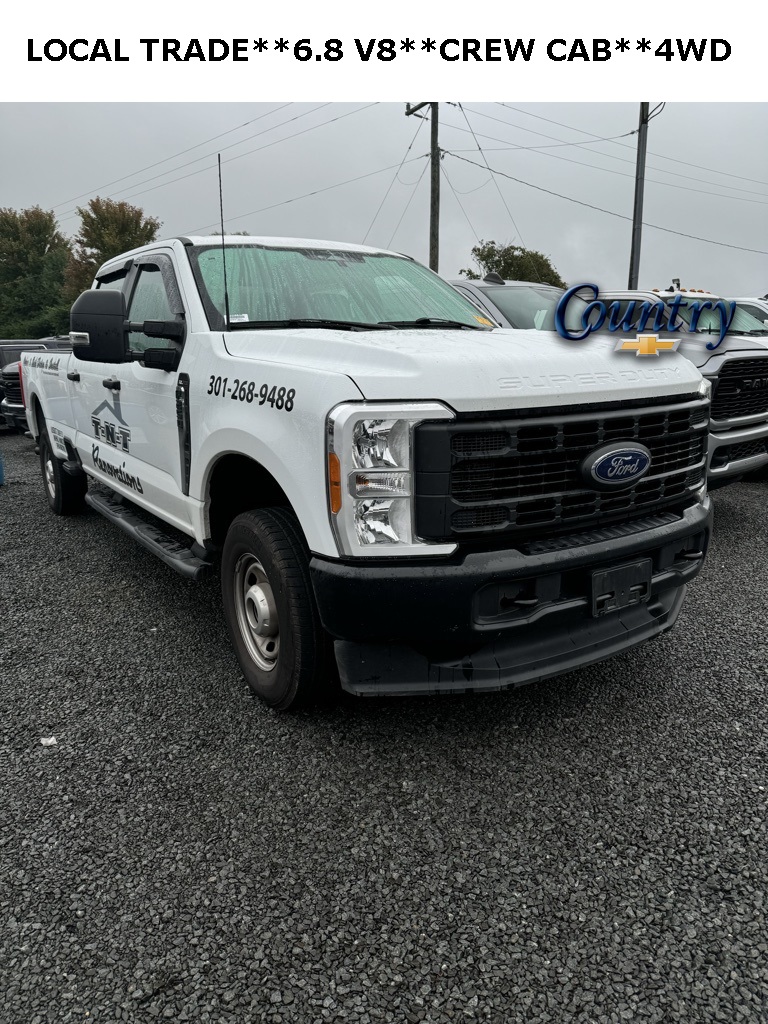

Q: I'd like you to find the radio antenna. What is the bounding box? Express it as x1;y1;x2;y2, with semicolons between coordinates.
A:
218;154;231;329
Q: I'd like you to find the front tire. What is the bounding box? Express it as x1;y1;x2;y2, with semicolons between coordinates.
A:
221;508;332;710
39;425;86;515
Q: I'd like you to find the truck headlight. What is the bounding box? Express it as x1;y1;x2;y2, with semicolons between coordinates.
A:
327;402;457;558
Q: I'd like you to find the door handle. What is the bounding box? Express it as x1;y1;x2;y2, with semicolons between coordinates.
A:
102;378;121;391
66;371;80;382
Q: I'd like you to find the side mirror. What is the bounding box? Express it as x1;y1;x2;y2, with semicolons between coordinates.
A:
141;348;180;372
140;319;185;341
70;290;129;363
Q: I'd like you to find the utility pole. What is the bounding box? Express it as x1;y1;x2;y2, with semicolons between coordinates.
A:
405;102;440;272
628;101;650;289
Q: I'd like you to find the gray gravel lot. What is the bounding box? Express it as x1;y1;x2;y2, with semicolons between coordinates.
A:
1;429;767;1024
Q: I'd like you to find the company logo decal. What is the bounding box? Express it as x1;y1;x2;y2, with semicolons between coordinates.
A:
23;354;61;375
582;443;652;488
91;445;143;493
91;395;131;453
555;284;736;351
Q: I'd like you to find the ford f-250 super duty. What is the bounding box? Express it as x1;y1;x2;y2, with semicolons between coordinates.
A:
22;236;713;710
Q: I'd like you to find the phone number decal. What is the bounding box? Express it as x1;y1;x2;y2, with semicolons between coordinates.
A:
207;376;295;411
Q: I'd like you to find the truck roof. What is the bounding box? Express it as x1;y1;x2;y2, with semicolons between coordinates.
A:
178;235;408;256
95;236;413;276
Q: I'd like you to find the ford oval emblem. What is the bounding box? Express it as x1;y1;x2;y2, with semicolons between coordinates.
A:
582;443;652;489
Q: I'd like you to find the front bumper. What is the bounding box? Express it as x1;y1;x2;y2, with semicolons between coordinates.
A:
707;419;768;482
310;498;712;696
0;399;27;431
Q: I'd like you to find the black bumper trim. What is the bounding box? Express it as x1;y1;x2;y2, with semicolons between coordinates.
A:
335;585;684;697
310;498;711;645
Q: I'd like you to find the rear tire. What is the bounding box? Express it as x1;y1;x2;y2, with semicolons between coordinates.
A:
221;508;333;710
39;424;86;516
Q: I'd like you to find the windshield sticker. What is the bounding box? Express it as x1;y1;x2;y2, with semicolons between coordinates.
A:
474;315;494;326
229;313;249;323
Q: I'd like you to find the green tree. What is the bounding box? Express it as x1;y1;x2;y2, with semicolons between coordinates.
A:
460;240;566;288
66;197;161;297
0;207;72;338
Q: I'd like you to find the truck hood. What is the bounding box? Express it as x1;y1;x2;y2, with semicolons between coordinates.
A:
674;332;768;372
224;327;704;413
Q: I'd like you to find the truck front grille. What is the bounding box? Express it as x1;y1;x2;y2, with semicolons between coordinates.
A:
414;395;708;545
1;371;22;404
711;357;768;422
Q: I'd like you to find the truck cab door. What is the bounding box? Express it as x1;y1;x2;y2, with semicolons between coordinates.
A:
73;254;193;531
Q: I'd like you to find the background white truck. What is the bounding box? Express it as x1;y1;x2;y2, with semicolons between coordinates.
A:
22;236;713;710
451;279;768;487
598;289;768;485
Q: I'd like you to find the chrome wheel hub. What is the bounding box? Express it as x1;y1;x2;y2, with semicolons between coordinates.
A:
234;554;279;672
45;456;56;498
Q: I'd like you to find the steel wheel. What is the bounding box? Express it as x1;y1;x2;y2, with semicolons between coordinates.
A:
38;424;86;516
43;449;57;501
233;553;280;671
221;508;334;710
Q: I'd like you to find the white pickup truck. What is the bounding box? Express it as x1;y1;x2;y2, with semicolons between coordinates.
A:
22;236;713;710
597;289;768;485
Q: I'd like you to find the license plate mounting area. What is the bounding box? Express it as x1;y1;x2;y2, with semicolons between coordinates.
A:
591;559;652;618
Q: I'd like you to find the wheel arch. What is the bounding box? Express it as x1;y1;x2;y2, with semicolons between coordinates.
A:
27;390;43;438
206;452;296;547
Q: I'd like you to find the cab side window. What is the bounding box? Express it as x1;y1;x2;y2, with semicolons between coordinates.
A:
127;264;183;354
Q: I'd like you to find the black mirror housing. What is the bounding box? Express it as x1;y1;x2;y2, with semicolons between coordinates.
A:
70;290;129;363
141;348;180;372
142;319;185;340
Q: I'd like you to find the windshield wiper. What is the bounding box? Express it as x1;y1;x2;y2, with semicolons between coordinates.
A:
227;318;388;332
377;317;484;330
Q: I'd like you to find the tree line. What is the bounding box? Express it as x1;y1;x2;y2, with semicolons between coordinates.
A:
0;198;565;340
0;199;160;339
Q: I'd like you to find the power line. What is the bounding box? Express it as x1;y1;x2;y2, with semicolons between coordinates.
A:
363;118;425;243
496;103;768;189
443;113;768;205
457;104;525;247
444;151;768;256
386;158;430;250
186;154;428;234
57;104;378;227
459;104;637;149
56;103;334;223
50;104;293;211
440;164;482;242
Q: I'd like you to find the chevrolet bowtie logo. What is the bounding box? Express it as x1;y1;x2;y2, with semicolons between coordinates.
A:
616;333;682;357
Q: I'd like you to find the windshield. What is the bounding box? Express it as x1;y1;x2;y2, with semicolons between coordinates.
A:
667;298;768;335
188;244;491;331
735;302;768;327
479;285;587;331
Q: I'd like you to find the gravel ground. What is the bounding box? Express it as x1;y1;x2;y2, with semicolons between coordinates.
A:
1;428;767;1024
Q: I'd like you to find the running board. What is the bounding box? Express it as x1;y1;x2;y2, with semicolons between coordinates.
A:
85;488;213;580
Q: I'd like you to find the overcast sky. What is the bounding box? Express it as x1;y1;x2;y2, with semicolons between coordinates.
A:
1;102;766;295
